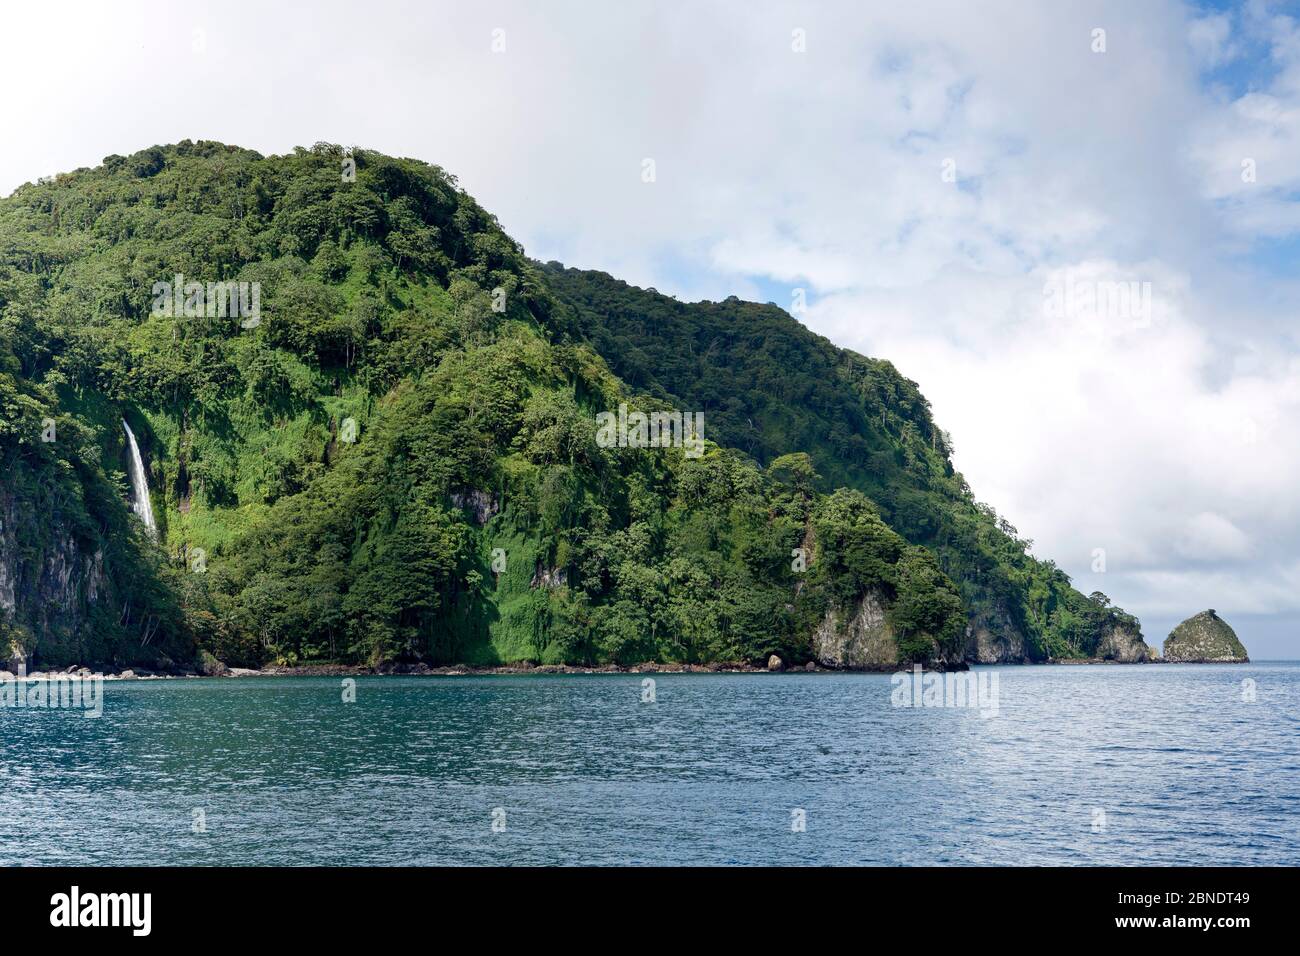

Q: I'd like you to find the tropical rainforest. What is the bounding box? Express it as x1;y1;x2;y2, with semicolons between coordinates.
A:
0;141;1143;670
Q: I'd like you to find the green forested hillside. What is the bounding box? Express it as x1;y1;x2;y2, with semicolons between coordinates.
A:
542;265;1141;660
0;141;1138;670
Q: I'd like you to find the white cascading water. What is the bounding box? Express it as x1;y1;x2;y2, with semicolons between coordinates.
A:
122;419;156;536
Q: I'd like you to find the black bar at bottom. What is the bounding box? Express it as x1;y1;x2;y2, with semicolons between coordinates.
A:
0;865;1283;940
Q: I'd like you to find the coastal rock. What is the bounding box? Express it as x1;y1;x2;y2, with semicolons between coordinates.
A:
197;650;228;676
0;493;110;666
963;606;1029;663
1163;609;1248;662
1096;624;1154;662
767;654;784;671
813;590;899;669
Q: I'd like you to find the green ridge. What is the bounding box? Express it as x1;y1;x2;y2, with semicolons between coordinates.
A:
0;141;1141;669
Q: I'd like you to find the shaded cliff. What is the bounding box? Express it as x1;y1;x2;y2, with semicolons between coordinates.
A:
0;378;191;668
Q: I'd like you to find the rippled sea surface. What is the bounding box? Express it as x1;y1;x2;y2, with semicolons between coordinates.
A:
1;663;1297;865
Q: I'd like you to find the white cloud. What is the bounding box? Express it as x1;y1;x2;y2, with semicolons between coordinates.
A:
1176;512;1253;561
1188;13;1237;69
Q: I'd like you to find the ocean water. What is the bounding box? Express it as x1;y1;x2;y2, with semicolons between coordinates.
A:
1;663;1296;866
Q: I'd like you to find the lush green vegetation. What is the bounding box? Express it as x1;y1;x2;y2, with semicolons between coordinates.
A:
0;370;189;666
542;265;1141;659
0;141;1135;669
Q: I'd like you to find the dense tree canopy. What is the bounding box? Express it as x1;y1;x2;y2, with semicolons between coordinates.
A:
0;141;1140;669
542;264;1142;659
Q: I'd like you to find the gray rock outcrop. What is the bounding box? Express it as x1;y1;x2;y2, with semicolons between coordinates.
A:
1163;610;1248;662
812;589;899;669
963;606;1029;663
1095;624;1154;662
450;490;499;525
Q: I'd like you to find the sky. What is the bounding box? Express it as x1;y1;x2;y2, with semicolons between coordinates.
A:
2;0;1298;656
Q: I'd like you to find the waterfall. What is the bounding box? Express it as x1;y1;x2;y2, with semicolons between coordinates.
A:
122;419;156;536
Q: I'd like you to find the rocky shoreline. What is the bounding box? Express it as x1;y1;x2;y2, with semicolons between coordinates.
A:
2;661;784;680
4;653;1254;682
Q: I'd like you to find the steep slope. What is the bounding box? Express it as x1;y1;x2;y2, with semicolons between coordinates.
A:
541;265;1147;661
0;141;976;670
0;373;190;669
1163;610;1248;662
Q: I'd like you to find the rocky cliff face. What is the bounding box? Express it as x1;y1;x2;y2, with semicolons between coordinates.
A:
1095;624;1153;662
0;492;108;666
450;489;499;525
813;590;898;669
529;563;568;589
963;606;1030;663
813;589;965;670
0;450;194;671
1163;609;1248;662
813;592;1155;668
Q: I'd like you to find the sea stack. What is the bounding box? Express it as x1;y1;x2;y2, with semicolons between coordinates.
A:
1162;609;1249;662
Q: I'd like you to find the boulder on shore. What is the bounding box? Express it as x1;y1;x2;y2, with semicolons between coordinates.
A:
197;649;228;677
1163;609;1249;662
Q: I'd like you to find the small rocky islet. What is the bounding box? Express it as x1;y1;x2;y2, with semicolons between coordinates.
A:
1162;609;1250;663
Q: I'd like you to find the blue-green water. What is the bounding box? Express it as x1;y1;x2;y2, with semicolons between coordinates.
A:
1;664;1296;865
